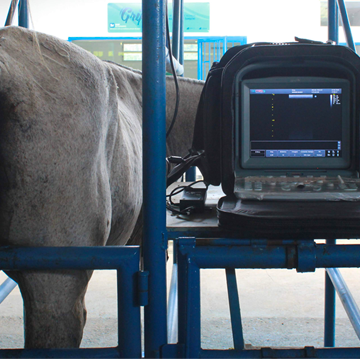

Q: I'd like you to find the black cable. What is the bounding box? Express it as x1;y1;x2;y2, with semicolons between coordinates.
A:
165;1;180;139
166;180;208;216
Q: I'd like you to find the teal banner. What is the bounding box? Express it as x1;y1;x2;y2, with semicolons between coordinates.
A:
108;3;210;33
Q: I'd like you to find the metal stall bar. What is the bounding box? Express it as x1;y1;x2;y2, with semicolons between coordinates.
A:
326;267;360;340
324;239;336;347
18;0;28;28
328;0;339;43
171;239;360;358
167;263;178;344
179;0;184;67
172;0;181;60
0;246;141;358
225;268;244;351
0;277;17;304
337;0;356;51
5;0;19;26
142;0;168;357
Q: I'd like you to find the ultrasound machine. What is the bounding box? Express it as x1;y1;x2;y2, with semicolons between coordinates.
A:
199;42;360;237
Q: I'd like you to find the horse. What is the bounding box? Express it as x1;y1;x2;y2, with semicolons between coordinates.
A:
0;25;204;348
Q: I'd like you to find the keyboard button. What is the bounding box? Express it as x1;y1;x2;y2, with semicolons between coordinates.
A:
254;182;263;191
244;182;253;191
338;183;347;190
281;183;291;191
345;183;357;192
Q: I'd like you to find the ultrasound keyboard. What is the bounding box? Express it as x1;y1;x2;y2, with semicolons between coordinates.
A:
234;175;360;201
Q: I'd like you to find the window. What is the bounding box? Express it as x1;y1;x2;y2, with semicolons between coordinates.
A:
184;43;198;60
123;44;142;61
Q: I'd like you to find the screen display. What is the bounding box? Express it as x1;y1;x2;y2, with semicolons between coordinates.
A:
238;77;350;170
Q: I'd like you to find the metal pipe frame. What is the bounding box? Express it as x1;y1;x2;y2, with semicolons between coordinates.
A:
326;267;360;340
0;277;17;304
18;0;28;28
167;263;178;344
173;237;360;358
225;268;244;351
337;0;356;51
5;0;19;26
328;0;339;43
172;0;181;60
176;239;360;270
324;239;336;347
142;0;168;357
0;246;141;358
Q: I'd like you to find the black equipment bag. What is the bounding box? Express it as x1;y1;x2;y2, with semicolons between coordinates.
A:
167;39;360;192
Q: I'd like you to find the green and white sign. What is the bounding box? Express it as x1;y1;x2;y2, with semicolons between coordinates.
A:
108;3;210;33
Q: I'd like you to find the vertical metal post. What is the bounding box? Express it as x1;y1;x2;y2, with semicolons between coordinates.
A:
167;263;178;343
172;0;181;60
337;0;356;51
178;239;201;358
18;0;29;28
328;0;339;43
198;41;203;80
179;0;184;66
142;0;168;357
117;255;141;358
324;239;336;347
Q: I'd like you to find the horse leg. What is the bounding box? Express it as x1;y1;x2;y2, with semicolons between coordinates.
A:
7;270;92;348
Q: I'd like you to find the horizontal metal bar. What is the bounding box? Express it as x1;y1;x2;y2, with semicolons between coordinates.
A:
178;244;360;269
0;277;17;304
199;347;360;358
0;246;140;270
317;244;360;268
0;347;120;358
326;268;360;341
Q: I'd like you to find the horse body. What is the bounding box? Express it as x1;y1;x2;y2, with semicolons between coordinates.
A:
0;26;203;347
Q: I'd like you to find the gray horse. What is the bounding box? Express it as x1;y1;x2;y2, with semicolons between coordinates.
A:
0;26;203;348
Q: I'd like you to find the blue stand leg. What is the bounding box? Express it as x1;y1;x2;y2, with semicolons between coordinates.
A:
225;268;245;351
324;239;336;347
178;238;201;358
186;167;196;182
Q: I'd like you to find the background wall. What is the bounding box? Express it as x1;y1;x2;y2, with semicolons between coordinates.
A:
0;0;359;44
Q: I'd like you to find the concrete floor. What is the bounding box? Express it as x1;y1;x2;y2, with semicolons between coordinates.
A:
1;241;360;350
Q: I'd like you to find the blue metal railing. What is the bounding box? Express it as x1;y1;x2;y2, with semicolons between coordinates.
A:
0;246;141;358
173;238;360;358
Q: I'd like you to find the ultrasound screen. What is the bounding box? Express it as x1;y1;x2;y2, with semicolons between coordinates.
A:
249;88;343;159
